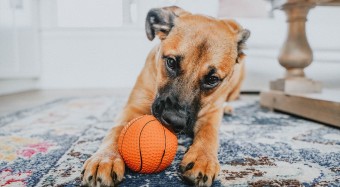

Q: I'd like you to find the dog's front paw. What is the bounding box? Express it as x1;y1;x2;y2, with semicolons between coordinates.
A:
179;148;220;187
81;151;125;187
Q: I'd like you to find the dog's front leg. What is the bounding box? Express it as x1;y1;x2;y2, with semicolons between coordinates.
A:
81;102;151;186
81;47;157;186
81;123;125;187
180;110;222;187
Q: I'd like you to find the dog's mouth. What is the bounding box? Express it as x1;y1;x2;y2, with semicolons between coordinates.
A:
158;115;184;134
157;115;188;135
151;96;196;135
151;105;179;133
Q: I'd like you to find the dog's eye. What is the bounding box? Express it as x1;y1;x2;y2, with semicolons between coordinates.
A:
203;75;220;89
206;76;219;85
165;57;177;71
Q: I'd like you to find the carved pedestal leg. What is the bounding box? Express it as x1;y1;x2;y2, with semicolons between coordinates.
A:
260;2;340;128
270;3;322;93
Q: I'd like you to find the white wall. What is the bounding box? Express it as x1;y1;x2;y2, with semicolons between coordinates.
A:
40;28;155;88
39;5;340;91
0;0;41;95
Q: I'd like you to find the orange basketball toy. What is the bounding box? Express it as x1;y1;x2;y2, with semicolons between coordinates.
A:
118;115;178;174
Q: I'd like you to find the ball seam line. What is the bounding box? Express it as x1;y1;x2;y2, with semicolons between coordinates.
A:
153;125;167;173
119;115;146;156
137;119;157;173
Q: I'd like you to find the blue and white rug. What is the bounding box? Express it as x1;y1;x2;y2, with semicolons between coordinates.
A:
0;95;339;186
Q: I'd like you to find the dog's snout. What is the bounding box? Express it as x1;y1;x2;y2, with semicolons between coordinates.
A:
152;94;190;132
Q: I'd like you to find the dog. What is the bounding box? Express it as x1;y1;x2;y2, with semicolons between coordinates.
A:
81;6;249;187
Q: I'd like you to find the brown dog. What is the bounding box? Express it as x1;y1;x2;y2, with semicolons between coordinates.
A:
81;6;249;187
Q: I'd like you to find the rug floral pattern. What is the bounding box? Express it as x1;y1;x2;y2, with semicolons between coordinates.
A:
0;96;339;186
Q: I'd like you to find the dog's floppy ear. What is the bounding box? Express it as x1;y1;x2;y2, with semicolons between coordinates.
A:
223;20;250;63
145;6;188;41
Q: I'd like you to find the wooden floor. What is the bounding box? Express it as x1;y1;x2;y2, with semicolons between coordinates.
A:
0;89;132;116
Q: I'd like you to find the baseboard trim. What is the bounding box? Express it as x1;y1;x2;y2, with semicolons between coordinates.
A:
0;79;40;96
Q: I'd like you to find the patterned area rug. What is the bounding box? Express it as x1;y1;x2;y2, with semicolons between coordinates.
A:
0;95;339;187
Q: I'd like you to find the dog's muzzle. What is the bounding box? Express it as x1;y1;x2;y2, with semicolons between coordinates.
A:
151;94;190;132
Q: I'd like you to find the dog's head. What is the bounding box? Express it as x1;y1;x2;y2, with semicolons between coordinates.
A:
146;6;250;135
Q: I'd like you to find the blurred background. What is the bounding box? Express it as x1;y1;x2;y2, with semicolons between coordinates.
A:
1;0;340;96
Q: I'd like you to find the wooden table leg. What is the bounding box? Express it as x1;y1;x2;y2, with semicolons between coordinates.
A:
260;1;340;127
270;3;322;93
